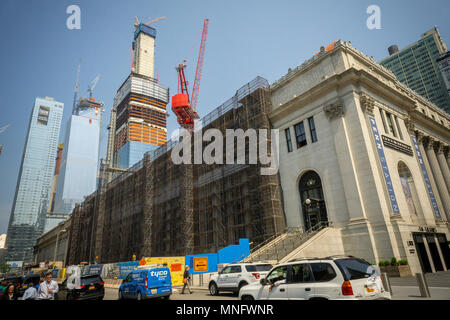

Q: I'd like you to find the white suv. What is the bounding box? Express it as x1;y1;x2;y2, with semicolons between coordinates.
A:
209;262;273;296
239;256;391;300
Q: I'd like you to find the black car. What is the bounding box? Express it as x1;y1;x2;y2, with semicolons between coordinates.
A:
57;274;105;300
17;274;41;297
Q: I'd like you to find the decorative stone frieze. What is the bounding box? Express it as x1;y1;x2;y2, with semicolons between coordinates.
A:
426;137;436;151
359;93;375;116
323;101;345;120
404;116;415;133
416;131;425;144
437;142;447;155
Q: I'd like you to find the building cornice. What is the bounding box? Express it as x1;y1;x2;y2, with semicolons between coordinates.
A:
271;40;450;124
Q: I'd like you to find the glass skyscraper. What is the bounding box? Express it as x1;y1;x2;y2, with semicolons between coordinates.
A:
380;27;450;113
6;97;63;263
51;97;103;228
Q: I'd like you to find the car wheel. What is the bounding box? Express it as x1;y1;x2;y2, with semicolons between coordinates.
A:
162;294;170;300
238;281;248;291
137;292;142;301
241;295;254;300
118;290;124;300
209;282;219;296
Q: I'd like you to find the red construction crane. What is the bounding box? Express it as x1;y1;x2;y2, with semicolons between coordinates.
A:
172;18;209;130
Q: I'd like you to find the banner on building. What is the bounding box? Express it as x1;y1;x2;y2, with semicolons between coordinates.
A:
369;116;400;214
410;135;441;218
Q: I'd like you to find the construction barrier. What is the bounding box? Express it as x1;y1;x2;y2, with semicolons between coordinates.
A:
103;279;123;289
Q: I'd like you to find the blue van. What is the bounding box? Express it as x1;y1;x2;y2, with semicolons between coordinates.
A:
119;265;172;300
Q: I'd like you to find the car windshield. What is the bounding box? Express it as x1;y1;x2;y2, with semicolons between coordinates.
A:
245;264;273;272
255;264;272;271
335;258;377;280
80;276;102;285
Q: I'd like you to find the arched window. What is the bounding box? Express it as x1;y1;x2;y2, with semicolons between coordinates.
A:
299;171;328;230
398;161;419;218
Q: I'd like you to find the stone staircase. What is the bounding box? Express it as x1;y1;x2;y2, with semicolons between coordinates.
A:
243;222;332;263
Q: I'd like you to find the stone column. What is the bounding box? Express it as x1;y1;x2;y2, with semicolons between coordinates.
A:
324;99;367;221
425;138;450;217
436;142;450;192
422;234;436;273
446;147;450;170
416;133;446;219
434;234;448;271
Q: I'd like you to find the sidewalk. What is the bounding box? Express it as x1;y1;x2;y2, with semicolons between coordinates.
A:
389;271;450;300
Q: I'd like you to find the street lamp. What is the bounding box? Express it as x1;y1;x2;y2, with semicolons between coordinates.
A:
303;198;323;230
53;229;66;267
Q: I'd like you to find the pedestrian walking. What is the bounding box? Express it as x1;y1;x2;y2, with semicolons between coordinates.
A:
22;281;39;300
2;283;17;300
36;271;59;300
181;265;192;294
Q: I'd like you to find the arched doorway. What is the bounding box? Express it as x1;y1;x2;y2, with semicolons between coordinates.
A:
299;171;328;230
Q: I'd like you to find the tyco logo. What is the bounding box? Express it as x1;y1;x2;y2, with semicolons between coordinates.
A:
151;270;168;277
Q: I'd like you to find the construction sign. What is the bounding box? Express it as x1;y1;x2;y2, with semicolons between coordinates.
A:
143;257;185;286
193;257;208;272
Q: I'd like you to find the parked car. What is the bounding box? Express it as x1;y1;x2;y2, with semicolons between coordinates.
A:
209;262;273;296
17;274;41;297
239;256;391;300
119;265;172;300
58;274;105;300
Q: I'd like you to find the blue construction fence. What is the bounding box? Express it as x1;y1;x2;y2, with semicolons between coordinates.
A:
185;238;250;275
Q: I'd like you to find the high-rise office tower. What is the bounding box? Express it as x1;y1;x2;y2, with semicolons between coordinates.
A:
380;27;450;113
437;51;450;96
6;97;63;262
113;23;169;168
51;97;104;229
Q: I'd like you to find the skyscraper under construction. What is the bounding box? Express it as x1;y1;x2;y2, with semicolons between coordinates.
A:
113;23;169;169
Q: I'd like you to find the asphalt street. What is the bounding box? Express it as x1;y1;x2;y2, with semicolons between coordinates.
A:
104;287;237;300
102;272;450;300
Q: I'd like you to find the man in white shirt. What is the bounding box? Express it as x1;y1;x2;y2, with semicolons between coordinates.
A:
22;281;38;300
37;272;59;300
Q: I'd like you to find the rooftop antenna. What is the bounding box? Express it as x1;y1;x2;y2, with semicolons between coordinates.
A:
72;60;81;114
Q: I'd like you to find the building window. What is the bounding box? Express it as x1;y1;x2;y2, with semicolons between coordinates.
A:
308;117;318;143
285;128;293;153
379;108;388;133
385;112;397;137
394;116;404;140
294;121;307;148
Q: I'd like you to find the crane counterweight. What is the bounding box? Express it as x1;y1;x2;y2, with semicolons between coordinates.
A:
171;19;209;130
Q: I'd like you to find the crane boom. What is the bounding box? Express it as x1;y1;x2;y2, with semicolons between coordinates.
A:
191;19;209;112
88;74;101;98
0;124;11;135
144;16;166;26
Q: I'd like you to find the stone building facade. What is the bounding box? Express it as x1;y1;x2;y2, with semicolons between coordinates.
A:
270;40;450;274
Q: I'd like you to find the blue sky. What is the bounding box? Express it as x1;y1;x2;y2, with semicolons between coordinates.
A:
0;0;449;234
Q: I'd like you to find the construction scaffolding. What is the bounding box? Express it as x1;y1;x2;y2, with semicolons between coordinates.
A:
67;77;286;264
